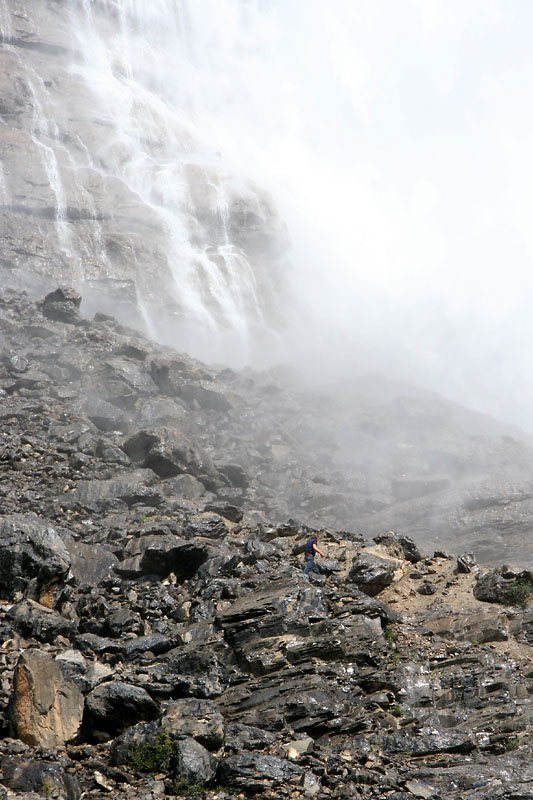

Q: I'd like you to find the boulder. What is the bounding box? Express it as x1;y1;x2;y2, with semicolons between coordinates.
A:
64;536;119;587
347;551;397;596
41;288;82;325
122;427;208;479
1;756;80;800
0;514;70;606
72;469;163;509
474;566;533;606
109;721;161;767
183;512;228;540
218;753;303;794
161;698;224;750
116;534;210;580
7;599;77;643
83;681;159;742
10;650;84;750
174;737;218;787
224;723;275;752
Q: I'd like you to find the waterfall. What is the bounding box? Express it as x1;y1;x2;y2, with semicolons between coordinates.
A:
2;1;533;427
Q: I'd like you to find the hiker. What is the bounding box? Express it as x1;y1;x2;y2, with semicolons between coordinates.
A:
303;532;324;575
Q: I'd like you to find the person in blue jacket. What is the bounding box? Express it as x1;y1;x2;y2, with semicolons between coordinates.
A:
303;532;325;575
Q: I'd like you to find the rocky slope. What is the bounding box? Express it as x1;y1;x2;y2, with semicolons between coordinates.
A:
0;287;533;799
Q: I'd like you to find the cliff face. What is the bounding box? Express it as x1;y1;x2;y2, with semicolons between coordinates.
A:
0;287;532;800
0;0;290;352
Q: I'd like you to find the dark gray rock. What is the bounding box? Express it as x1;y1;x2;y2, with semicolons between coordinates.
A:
218;752;303;793
224;723;275;752
174;737;218;786
347;552;396;596
161;698;224;750
457;552;477;574
72;469;163;509
382;728;475;756
474;566;533;605
107;608;144;637
116;534;210;580
7;599;76;643
109;721;160;767
122;633;174;658
83;681;159;742
0;514;70;605
43;287;82;308
158;643;232;698
1;756;80;800
122;427;209;479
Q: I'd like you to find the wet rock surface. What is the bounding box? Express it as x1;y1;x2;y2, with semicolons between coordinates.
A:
0;289;532;798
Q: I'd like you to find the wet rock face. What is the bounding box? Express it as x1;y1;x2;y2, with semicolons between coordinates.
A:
0;2;291;346
1;287;533;798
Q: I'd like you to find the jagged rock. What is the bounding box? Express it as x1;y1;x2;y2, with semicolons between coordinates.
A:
218;752;304;793
374;531;422;563
183;512;228;540
0;514;70;606
122;634;175;658
158;643;232;698
161;698;224;750
457;552;477;574
43;287;82;308
106;608;143;638
178;383;231;412
41;288;83;325
122;428;208;479
64;537;119;587
217;463;250;489
6;599;77;644
10;650;84;750
173;737;218;786
473;566;533;605
115;534;210;580
1;756;80;800
382;728;475;756
72;469;163;509
417;581;437;595
83;681;159;742
224;723;276;752
347;551;398;596
109;721;160;767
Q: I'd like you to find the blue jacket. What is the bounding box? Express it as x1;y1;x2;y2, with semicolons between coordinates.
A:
304;537;316;556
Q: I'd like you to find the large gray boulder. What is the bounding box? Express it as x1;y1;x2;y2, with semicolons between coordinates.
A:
161;698;224;751
347;551;397;596
116;534;210;580
218;753;303;794
72;469;163;510
1;756;80;800
7;599;77;644
0;514;70;605
83;681;159;742
174;737;218;787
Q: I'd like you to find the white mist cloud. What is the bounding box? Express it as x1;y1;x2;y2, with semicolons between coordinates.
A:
68;0;533;430
185;0;533;430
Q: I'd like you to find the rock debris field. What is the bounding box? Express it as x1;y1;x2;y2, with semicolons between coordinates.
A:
1;288;533;799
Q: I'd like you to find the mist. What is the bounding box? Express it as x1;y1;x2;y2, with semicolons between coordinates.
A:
168;0;533;430
4;0;533;430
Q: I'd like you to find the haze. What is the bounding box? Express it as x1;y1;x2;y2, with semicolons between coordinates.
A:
172;0;533;430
